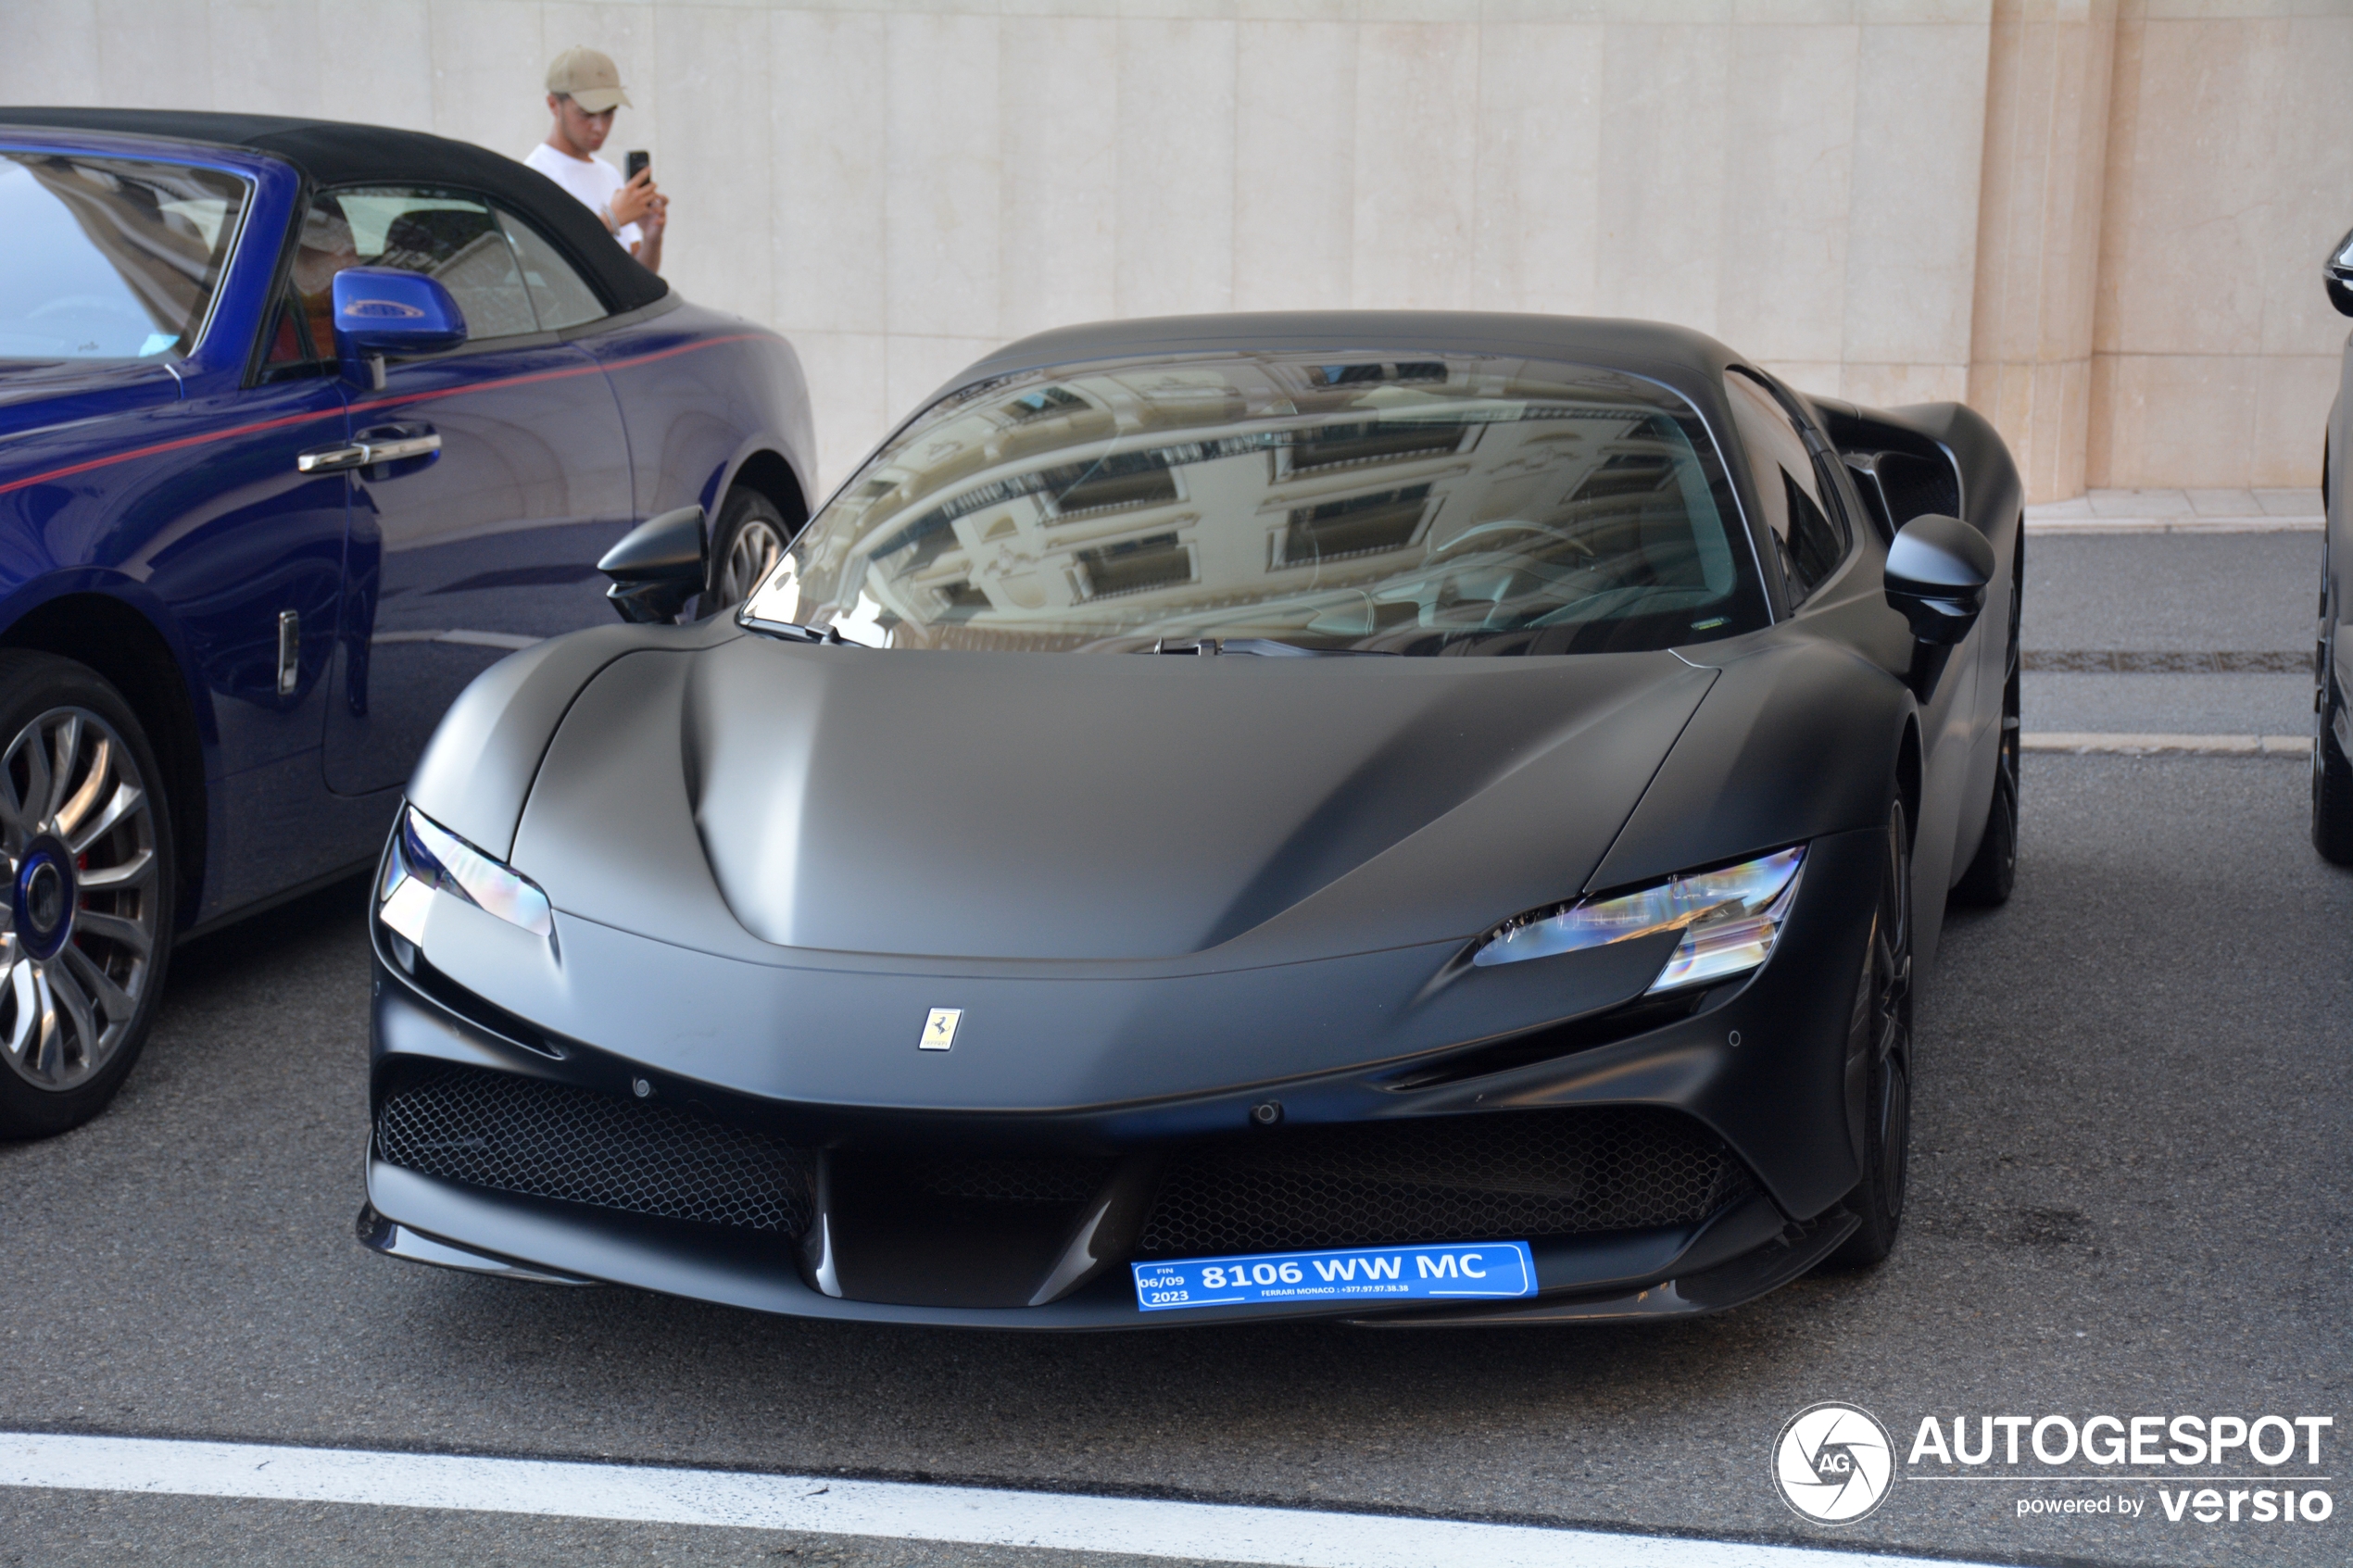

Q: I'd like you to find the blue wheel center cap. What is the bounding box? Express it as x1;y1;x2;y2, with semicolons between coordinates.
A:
17;838;75;960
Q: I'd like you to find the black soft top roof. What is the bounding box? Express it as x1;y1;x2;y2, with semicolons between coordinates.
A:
0;107;667;315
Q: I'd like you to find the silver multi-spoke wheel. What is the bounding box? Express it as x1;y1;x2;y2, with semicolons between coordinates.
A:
715;516;786;607
0;705;158;1093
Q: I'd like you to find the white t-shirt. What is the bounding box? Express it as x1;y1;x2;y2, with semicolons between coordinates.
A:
523;143;642;250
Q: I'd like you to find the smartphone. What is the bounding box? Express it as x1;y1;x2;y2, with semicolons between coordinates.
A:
625;149;649;182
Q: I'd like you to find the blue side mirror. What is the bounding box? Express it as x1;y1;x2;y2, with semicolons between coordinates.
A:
331;268;468;387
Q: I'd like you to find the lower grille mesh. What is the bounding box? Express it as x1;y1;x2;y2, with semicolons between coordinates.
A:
902;1154;1118;1205
375;1065;815;1236
1136;1107;1752;1258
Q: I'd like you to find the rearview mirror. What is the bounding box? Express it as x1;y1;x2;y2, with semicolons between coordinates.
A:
2327;228;2353;318
331;268;468;388
1884;513;1994;646
598;506;708;624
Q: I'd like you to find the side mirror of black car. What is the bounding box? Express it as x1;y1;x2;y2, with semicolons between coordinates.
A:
1885;513;1994;701
599;506;708;624
1884;513;1994;646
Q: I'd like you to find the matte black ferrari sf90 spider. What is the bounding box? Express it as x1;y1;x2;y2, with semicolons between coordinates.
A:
359;313;2021;1326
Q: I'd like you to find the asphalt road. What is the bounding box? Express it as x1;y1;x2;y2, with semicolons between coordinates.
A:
1;533;2346;1568
2021;530;2318;738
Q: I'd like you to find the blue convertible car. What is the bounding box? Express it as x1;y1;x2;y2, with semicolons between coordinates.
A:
0;109;816;1135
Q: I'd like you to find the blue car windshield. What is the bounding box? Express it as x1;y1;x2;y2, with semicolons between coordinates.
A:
0;153;249;362
746;352;1768;657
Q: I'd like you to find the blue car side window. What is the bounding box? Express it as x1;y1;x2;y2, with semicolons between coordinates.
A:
297;188;541;345
0;152;250;360
497;208;607;332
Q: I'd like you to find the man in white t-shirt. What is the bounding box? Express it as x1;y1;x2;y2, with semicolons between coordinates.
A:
523;46;666;274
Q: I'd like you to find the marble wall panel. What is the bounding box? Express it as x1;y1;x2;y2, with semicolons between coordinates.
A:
1594;23;1730;336
2251;354;2339;490
1470;22;1602;317
2247;13;2353;358
1843;20;1988;367
1233;19;1355;311
1969;0;2114;500
2088;352;2261;491
884;11;1000;337
771;10;888;335
2095;15;2267;359
1114;18;1236;317
1349;22;1476;309
427;0;548;157
208;0;324;119
328;0;436;131
652;6;771;321
1718;22;1857;365
999;16;1119;339
95;0;217;108
0;0;102;106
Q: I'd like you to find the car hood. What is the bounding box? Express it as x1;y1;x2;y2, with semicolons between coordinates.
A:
510;635;1718;967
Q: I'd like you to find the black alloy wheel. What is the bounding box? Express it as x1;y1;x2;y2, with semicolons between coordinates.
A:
703;486;797;614
2314;580;2353;864
1824;797;1913;1268
0;651;175;1140
1951;530;2021;905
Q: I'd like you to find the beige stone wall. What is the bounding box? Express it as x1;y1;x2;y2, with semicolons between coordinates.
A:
1967;0;2117;504
1;0;2340;499
2087;0;2353;491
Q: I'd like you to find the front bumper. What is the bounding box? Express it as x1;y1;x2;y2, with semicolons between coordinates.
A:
360;825;1884;1328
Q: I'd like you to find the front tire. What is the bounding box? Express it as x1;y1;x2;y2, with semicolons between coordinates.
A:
1824;798;1913;1269
0;652;175;1140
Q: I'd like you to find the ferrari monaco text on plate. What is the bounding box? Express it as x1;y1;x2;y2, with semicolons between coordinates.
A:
1132;1242;1537;1311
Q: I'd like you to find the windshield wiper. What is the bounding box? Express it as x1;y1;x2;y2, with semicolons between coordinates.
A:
742;615;864;646
1148;637;1396;658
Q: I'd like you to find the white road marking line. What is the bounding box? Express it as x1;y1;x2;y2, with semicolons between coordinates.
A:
2021;732;2311;757
0;1432;2007;1568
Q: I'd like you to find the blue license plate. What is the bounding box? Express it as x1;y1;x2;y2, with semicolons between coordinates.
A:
1131;1240;1536;1312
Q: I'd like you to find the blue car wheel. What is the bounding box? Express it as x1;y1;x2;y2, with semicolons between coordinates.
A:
0;652;174;1139
706;487;793;613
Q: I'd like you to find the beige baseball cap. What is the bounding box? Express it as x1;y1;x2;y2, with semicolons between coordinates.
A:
547;46;632;114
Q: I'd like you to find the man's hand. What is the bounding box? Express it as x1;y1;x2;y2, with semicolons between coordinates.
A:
610;167;661;231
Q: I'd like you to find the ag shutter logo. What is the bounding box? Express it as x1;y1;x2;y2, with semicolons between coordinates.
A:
1775;1402;1896;1524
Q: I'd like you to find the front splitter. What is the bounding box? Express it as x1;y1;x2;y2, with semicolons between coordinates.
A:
362;1160;1829;1330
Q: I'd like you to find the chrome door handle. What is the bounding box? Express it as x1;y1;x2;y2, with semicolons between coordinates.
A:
296;433;441;473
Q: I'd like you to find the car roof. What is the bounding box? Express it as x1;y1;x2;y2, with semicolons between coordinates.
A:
952;311;1745;407
0;107;667;316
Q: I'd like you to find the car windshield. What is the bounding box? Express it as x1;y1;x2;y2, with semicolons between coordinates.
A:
0;153;249;362
745;351;1767;656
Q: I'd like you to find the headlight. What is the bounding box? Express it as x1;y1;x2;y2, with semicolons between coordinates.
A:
1472;845;1805;994
377;805;552;944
